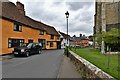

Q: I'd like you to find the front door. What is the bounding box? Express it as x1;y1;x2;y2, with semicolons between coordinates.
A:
28;39;33;43
57;42;61;49
38;39;46;49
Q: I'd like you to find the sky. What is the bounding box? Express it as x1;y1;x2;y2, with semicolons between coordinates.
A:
8;0;95;37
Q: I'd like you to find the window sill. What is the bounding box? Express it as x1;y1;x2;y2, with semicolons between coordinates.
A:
13;30;22;32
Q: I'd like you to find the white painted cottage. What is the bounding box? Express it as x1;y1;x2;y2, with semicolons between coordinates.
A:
58;31;70;48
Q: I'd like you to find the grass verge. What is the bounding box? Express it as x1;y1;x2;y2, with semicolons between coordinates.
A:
70;47;119;80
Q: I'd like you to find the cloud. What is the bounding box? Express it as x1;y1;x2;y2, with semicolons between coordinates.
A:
66;2;93;11
9;0;95;37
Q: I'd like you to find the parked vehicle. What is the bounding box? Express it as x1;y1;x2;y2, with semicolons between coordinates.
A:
13;43;42;57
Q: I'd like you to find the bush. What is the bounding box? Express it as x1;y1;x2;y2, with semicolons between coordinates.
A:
64;46;72;57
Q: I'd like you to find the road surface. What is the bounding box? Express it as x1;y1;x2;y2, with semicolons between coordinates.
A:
2;50;64;78
2;49;81;79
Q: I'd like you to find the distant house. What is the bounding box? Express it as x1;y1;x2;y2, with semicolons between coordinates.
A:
70;35;89;47
81;36;89;47
70;37;81;46
58;31;70;48
88;41;93;46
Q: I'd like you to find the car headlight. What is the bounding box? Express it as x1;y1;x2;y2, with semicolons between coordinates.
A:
21;49;25;52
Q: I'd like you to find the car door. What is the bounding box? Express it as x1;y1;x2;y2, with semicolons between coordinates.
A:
32;43;39;54
30;43;36;54
35;44;40;53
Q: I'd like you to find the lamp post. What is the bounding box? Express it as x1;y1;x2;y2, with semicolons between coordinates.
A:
65;11;69;57
65;11;69;46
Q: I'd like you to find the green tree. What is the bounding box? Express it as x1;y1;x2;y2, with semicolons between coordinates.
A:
96;28;120;43
73;35;76;37
96;28;120;69
88;35;93;41
96;28;120;51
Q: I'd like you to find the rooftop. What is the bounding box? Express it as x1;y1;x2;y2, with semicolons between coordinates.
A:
2;1;59;36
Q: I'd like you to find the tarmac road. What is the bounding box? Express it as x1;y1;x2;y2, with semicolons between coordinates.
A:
2;49;64;78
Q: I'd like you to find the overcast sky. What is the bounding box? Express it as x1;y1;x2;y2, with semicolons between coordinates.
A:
8;0;95;37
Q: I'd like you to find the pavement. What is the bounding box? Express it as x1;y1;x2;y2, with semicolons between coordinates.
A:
0;55;14;61
57;55;81;78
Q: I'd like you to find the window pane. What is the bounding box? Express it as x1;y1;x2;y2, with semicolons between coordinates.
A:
51;35;54;39
20;40;23;43
22;40;24;43
14;24;22;31
50;42;53;47
19;26;22;31
20;43;23;46
8;43;11;47
8;39;24;48
14;24;17;30
9;39;11;42
40;31;44;35
16;25;19;31
27;43;33;48
32;44;36;47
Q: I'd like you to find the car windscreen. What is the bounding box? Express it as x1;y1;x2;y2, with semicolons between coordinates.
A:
20;43;28;47
27;43;33;48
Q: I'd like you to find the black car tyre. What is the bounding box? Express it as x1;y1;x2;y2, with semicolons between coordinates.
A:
14;54;18;57
26;52;29;57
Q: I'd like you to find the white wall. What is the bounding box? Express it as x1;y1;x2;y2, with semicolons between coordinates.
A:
61;39;70;48
58;31;70;48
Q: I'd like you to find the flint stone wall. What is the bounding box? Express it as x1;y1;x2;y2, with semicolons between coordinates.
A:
69;50;116;80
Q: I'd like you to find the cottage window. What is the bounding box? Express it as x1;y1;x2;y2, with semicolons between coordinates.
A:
8;38;24;48
57;36;60;40
14;24;22;32
20;40;24;46
40;30;44;35
51;35;54;39
50;42;54;47
8;39;12;48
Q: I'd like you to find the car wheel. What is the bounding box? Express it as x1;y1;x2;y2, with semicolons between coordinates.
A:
26;52;29;57
14;54;18;57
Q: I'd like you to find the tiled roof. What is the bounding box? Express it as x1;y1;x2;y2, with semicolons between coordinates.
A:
2;2;59;36
25;16;43;30
70;37;81;42
59;31;70;39
2;2;27;25
80;36;89;40
70;36;88;42
39;22;60;36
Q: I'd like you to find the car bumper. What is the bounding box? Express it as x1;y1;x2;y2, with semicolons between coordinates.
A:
13;51;26;56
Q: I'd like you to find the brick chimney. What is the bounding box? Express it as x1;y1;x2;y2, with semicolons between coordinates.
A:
16;1;25;15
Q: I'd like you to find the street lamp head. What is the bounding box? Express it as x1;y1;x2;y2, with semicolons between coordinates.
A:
65;11;69;18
